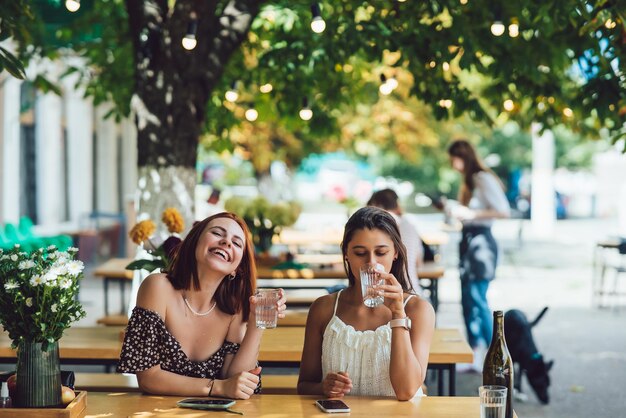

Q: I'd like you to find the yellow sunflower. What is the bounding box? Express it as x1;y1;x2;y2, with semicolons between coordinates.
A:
162;207;184;234
129;220;157;245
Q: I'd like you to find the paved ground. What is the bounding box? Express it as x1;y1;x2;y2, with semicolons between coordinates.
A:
434;218;626;418
53;216;626;417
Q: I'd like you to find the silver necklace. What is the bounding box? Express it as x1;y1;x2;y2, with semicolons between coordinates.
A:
183;298;217;316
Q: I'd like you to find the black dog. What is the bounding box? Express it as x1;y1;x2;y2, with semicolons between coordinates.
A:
504;307;554;404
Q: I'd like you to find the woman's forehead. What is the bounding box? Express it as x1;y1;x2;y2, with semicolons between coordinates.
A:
206;217;245;236
348;227;393;246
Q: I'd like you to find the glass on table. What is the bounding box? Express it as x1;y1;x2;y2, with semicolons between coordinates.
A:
479;385;507;418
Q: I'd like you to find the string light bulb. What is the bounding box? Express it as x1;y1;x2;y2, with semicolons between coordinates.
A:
225;82;239;102
299;97;313;121
386;74;399;90
182;16;198;50
508;20;519;37
503;99;515;111
379;74;393;95
491;21;505;36
310;4;326;33
65;0;80;12
245;106;259;121
260;83;273;93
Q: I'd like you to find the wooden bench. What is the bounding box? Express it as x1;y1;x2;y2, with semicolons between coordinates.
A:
74;373;299;394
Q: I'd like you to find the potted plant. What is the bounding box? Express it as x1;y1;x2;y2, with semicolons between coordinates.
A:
224;196;302;254
0;245;86;407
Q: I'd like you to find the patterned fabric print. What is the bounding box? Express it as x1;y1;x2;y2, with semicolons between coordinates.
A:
118;306;261;393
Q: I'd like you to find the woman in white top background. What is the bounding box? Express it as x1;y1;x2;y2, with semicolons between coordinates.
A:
447;139;510;370
297;207;435;400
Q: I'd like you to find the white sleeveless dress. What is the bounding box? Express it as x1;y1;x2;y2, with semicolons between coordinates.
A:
321;290;424;398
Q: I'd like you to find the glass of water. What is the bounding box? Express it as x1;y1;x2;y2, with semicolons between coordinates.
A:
479;385;507;418
255;288;280;329
360;263;385;308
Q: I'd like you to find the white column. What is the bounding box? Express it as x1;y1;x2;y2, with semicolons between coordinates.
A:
0;76;22;224
63;72;94;223
120;116;138;205
95;105;119;213
531;123;556;237
120;117;138;257
35;91;64;226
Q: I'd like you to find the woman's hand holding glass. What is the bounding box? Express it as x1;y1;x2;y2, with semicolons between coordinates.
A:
322;371;352;398
378;272;406;318
248;288;287;329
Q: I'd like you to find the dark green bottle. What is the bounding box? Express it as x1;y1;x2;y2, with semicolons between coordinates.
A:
482;310;514;418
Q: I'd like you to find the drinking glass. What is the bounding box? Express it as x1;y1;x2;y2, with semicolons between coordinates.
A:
479;385;507;418
360;263;385;307
255;289;280;329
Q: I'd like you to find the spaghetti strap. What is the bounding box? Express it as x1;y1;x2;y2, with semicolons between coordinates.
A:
403;294;415;307
333;289;343;315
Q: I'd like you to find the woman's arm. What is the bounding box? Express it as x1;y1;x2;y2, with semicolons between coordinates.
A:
221;312;263;378
136;364;260;399
298;296;351;396
137;366;212;396
474;172;511;219
222;290;287;377
389;297;435;400
297;298;325;395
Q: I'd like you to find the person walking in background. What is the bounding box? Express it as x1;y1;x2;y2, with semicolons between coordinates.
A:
447;139;510;371
367;189;424;295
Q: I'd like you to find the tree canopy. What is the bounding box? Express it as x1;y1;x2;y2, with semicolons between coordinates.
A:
3;0;625;168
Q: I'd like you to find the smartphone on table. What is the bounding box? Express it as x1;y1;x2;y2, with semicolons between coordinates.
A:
315;399;351;413
177;398;236;410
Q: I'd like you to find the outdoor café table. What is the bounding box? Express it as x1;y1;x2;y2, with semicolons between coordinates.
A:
80;392;516;417
0;327;471;395
93;257;134;317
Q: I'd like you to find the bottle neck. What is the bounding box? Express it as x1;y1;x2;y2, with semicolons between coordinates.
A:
492;313;504;342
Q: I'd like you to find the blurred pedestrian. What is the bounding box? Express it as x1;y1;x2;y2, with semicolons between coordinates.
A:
447;139;510;371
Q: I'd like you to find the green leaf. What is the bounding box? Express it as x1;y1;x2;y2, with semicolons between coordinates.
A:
126;259;165;273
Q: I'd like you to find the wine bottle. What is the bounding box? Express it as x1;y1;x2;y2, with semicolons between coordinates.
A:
482;310;514;418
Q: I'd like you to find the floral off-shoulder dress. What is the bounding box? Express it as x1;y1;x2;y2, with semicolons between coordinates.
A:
118;306;261;393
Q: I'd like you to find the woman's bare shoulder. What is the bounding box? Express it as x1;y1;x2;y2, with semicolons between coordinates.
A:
307;293;337;325
405;294;435;319
136;273;177;313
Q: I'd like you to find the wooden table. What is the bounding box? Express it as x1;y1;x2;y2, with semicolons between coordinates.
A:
78;392;513;417
93;257;133;316
0;327;471;395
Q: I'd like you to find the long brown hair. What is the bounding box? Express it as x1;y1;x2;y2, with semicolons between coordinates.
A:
341;206;414;293
448;139;502;206
166;212;257;321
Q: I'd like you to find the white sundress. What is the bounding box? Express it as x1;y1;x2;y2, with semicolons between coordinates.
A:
321;290;424;398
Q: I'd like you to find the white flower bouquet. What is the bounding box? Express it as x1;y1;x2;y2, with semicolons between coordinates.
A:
0;245;86;349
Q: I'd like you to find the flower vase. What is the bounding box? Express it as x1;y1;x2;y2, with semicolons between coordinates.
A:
255;228;275;254
15;340;62;408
